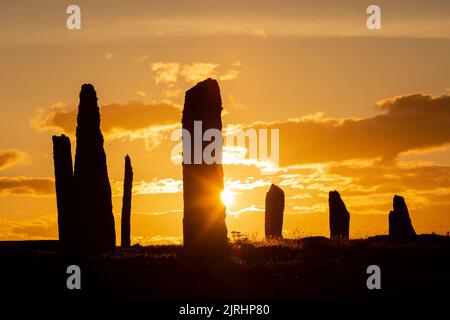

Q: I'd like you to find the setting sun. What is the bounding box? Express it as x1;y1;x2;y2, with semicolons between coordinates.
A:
221;189;235;207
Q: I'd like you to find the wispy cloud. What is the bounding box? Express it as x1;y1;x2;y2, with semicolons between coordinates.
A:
151;62;180;84
225;177;271;191
132;235;182;245
133;178;183;195
181;62;218;83
135;90;147;97
4;1;450;47
219;69;240;81
150;61;241;86
134;55;149;63
228;204;264;216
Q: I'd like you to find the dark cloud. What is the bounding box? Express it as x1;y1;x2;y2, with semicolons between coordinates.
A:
250;93;450;166
0;177;54;196
33;101;180;137
0;149;24;170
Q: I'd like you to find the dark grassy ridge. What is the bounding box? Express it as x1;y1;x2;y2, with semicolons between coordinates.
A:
0;235;449;301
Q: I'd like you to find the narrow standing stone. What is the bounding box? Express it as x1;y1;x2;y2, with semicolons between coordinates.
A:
121;155;133;248
52;134;75;244
265;184;285;239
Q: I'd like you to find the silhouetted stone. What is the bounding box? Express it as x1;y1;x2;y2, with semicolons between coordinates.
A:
52;134;75;244
73;84;115;251
121;155;133;248
265;184;285;239
329;190;350;239
389;195;416;239
182;78;228;252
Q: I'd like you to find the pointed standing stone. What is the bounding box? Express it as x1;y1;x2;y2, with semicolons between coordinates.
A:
265;184;285;239
182;78;228;252
121;155;133;248
73;84;115;251
329;190;350;239
52;134;75;244
389;195;416;239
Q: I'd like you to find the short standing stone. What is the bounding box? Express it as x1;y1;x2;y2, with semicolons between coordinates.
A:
389;195;416;239
329;190;350;239
265;184;285;239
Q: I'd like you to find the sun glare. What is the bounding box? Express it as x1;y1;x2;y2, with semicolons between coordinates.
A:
221;189;235;207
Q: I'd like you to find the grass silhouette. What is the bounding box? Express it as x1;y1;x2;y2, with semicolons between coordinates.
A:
1;234;448;300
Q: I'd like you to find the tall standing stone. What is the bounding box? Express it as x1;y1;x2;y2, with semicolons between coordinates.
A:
265;184;285;239
52;134;75;244
389;195;416;239
121;155;133;248
182;78;228;252
329;190;350;239
73;84;115;251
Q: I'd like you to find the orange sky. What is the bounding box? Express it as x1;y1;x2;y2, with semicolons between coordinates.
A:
1;0;450;243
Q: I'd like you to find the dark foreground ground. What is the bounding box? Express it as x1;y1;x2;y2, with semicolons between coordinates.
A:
0;235;449;301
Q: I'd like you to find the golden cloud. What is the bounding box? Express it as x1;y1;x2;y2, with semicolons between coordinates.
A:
219;69;240;81
181;62;218;83
151;62;180;84
151;62;240;85
133;178;183;195
224;177;271;191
